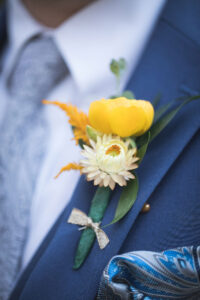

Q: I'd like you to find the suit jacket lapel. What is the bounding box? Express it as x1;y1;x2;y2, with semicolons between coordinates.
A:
101;5;200;259
10;2;200;299
80;14;200;299
10;176;97;299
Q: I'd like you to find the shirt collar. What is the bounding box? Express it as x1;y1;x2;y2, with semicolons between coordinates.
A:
53;0;138;94
53;0;166;93
7;0;166;94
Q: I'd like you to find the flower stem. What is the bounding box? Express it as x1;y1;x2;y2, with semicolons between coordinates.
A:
73;186;112;269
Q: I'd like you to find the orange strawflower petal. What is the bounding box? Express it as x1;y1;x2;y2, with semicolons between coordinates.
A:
43;100;90;145
55;163;83;179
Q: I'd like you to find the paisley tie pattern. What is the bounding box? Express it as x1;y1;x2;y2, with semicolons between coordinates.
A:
98;246;200;299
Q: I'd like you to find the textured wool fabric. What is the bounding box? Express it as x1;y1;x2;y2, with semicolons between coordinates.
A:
0;35;68;300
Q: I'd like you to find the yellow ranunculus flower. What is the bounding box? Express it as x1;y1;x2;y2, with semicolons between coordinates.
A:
88;97;154;137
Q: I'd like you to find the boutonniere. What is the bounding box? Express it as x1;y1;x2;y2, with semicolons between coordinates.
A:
43;58;200;269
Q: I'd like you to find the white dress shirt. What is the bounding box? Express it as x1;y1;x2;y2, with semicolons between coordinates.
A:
1;0;166;270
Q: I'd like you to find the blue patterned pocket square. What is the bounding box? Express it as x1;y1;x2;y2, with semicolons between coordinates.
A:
97;246;200;299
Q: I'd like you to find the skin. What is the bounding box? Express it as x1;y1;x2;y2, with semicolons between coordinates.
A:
22;0;96;28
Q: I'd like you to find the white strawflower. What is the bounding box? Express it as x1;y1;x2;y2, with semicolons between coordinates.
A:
80;135;139;190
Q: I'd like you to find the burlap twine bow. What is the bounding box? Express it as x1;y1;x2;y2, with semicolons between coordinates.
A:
68;208;109;249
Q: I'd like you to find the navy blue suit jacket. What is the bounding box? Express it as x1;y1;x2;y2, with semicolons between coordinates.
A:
0;0;199;299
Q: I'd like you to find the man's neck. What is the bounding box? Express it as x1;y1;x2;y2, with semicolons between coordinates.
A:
22;0;96;28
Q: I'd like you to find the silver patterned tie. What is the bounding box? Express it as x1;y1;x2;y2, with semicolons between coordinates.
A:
0;34;68;300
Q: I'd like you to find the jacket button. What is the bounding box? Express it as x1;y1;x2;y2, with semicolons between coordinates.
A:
141;203;150;213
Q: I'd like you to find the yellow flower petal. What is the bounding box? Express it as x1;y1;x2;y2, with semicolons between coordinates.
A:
108;98;146;137
43;100;90;145
88;99;111;134
88;97;154;137
133;100;154;135
55;163;82;179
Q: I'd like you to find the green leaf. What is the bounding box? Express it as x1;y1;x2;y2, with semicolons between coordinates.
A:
110;58;127;95
154;100;174;123
150;95;200;142
86;125;101;142
136;95;200;148
121;90;135;99
110;59;120;78
73;186;111;269
105;174;139;226
78;139;84;149
71;126;84;149
152;93;161;108
118;58;126;70
110;58;127;79
110;90;135;100
126;137;137;149
109;94;120;99
137;131;150;163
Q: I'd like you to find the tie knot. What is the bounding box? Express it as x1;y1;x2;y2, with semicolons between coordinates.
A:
7;34;68;103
